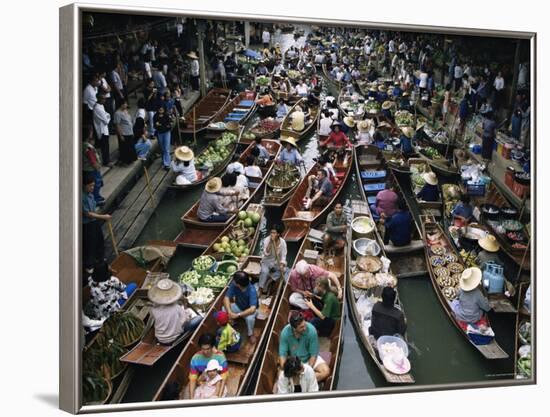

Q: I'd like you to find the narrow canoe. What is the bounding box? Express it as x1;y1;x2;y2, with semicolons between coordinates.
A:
179;88;231;135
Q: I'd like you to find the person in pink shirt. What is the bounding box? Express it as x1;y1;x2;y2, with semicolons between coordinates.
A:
289;260;342;310
371;184;399;219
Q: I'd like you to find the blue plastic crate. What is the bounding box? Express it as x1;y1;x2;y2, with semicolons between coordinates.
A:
224;116;244;122
363;183;386;193
228;112;245;118
361;170;386;180
466;184;486;196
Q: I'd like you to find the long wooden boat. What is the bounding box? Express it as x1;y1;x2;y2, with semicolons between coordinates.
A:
322;63;343;90
152;259;285;400
179;88;231;135
408;157;443;217
346;199;415;383
119;206;264;368
254;228;347;394
263;163;303;208
354;145;427;279
470;182;531;271
420;217;508;359
282;148;354;242
206;91;257;130
168;127;243;191
280;98;320;142
175;139;281;248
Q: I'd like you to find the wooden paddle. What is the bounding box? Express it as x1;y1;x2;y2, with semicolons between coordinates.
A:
107;220;119;257
141;159;157;208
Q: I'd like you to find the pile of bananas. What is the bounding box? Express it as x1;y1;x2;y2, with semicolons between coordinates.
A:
459;249;478;268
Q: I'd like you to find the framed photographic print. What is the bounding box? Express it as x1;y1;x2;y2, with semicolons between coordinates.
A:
59;2;535;414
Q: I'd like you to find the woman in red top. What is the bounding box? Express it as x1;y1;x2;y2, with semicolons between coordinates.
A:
320;122;352;149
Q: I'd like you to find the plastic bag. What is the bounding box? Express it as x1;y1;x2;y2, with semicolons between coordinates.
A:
380;256;391;273
356;294;377;320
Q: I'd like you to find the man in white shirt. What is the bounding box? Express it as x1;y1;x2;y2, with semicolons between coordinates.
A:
83;75;100;123
152;68;168;94
188;51;200;91
262;29;271;47
92;94;112;166
110;68;125;108
493;71;505;109
319;110;333;137
388;39;395;54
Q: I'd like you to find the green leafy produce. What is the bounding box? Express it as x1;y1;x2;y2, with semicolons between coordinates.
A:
202;274;229;289
195;132;237;169
256;75;271;86
395;110;414;126
424;147;443;159
179;270;201;287
192;255;216;272
366;100;381;114
83;372;110;405
100;311;144;347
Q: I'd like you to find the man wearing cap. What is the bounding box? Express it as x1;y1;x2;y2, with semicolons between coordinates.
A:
223;271;258;345
198;178;231;222
369;286;407;339
417;172;440;202
256;61;269;76
171;146;197;185
214;311;241;353
148;279;202;345
289;260;342;310
451;267;491;324
476;235;503;270
278;314;330;382
278;137;303;165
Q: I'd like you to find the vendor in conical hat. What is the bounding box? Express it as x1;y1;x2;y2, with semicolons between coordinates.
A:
171;146;197;186
476;234;504;269
148;278;203;344
399;126;415;155
399;91;412;111
320;121;352;149
356;119;374;145
377;85;388;103
451;267;492;324
187;51;200;91
381;100;395;122
278;136;303;165
197;177;231;222
416;170;440;202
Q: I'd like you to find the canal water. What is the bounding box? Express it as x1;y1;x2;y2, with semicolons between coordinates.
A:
122;26;515;403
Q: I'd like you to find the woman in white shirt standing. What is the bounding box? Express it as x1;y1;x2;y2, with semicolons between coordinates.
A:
188;51;200;91
493;71;505;109
318;110;333;138
92;94;112;166
171;146;198;185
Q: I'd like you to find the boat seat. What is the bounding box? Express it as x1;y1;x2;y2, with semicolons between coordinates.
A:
335;171;346;178
363;183;386;193
239;100;255;107
367;196;377;205
384;240;425;253
360;170;386;180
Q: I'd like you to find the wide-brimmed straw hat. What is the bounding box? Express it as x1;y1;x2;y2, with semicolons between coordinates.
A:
343;116;356;128
175;146;194;162
400;126;415;139
205;177;222;193
402;91;410;97
378;85;387;92
382;101;394;110
369;86;378;92
148;278;183;305
187;51;199;60
459;267;483;292
479;235;500;252
423;171;438;185
382;351;411;375
280;136;297;147
377;121;392;130
358;119;373;132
